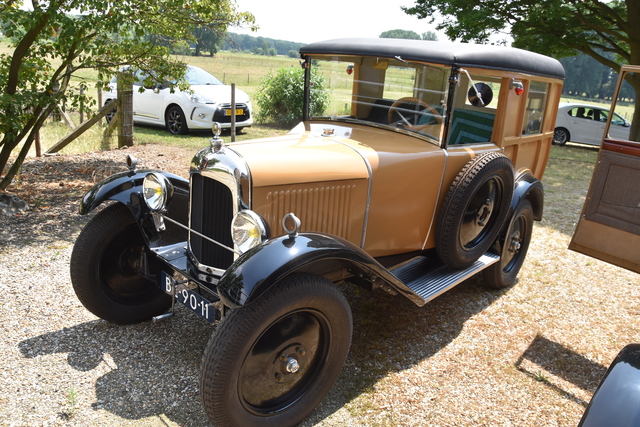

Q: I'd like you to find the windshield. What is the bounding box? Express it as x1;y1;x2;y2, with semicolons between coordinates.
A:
307;56;451;144
186;66;223;85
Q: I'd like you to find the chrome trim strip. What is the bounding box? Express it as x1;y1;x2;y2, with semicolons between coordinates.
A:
225;145;252;208
332;138;373;249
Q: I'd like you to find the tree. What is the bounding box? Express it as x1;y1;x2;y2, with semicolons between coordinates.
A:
193;26;224;57
380;29;422;40
402;0;640;140
422;31;438;41
0;0;255;190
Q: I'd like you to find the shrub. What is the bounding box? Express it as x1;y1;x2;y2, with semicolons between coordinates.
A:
255;66;329;127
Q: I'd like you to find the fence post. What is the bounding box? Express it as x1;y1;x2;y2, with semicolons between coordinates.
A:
79;85;85;123
231;83;236;142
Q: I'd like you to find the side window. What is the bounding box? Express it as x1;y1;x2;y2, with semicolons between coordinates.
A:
447;73;501;145
522;81;549;135
134;70;150;88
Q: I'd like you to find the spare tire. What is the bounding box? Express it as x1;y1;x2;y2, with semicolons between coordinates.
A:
436;152;514;269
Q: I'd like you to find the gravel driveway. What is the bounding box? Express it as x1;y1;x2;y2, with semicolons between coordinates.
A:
1;144;638;426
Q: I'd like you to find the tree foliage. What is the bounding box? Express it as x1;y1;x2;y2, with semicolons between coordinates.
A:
0;0;255;190
224;32;304;56
380;29;438;41
403;0;640;140
255;66;329;127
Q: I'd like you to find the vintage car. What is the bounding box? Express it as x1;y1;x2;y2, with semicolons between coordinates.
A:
70;38;565;426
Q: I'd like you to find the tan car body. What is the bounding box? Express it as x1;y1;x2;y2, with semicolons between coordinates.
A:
231;69;563;258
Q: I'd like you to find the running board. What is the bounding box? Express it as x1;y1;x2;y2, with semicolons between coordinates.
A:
390;253;500;303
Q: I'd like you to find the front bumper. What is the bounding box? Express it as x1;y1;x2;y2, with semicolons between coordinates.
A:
187;104;253;130
152;241;223;323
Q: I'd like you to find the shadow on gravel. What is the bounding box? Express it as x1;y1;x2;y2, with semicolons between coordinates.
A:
516;335;607;407
1;152;189;250
304;278;506;424
18;305;216;425
18;277;504;425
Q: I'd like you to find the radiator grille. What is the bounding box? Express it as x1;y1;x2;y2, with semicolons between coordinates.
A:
189;173;234;269
265;184;356;238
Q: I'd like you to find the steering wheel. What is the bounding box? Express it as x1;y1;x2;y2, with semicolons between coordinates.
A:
388;97;443;127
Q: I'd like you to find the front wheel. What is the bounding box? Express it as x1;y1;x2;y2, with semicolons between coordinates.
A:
200;274;353;427
70;203;171;324
165;105;188;135
483;200;534;289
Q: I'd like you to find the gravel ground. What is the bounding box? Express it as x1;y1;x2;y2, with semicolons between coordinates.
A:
1;144;639;427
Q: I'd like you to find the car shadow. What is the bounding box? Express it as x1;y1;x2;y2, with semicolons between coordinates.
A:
303;278;506;424
515;335;607;407
18;305;216;425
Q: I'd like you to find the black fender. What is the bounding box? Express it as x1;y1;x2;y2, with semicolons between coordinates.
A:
578;344;640;427
79;169;190;247
217;232;422;308
512;172;544;220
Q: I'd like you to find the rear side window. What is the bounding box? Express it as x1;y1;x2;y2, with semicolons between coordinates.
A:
522;81;549;135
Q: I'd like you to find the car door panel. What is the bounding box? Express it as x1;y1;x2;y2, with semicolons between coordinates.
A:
134;88;164;122
569;66;640;272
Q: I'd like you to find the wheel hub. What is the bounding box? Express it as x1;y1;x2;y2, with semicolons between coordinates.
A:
508;231;522;253
476;198;493;226
273;345;308;384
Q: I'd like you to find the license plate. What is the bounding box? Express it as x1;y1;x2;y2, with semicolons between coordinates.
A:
223;108;244;116
161;272;217;323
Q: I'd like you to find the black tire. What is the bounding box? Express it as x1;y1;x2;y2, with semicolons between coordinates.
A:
483;200;534;289
70;203;171;324
200;274;353;427
165;105;188;135
436;152;514;269
553;127;569;145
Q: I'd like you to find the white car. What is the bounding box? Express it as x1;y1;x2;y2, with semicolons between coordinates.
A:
105;65;253;135
553;102;630;146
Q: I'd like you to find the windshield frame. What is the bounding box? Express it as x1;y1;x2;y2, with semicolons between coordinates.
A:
302;55;455;147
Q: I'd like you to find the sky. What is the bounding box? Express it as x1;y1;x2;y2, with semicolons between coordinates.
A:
232;0;445;44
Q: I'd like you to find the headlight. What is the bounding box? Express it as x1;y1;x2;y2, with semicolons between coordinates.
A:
142;172;173;212
232;210;268;253
188;92;214;104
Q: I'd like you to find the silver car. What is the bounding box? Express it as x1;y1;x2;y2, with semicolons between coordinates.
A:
553;102;630;146
105;65;253;135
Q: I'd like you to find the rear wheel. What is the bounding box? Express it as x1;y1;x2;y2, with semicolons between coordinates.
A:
70;203;170;324
200;274;352;427
436;152;514;269
483;200;534;289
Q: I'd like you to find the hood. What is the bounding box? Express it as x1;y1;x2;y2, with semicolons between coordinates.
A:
229;132;370;188
190;84;251;105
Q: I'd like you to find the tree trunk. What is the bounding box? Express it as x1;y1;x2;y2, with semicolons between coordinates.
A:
117;72;134;148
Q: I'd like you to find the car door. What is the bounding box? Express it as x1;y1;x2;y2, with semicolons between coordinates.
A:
132;70;164;123
571;106;604;145
569;66;640;272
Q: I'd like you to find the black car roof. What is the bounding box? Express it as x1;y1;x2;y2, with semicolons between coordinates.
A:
300;38;565;80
